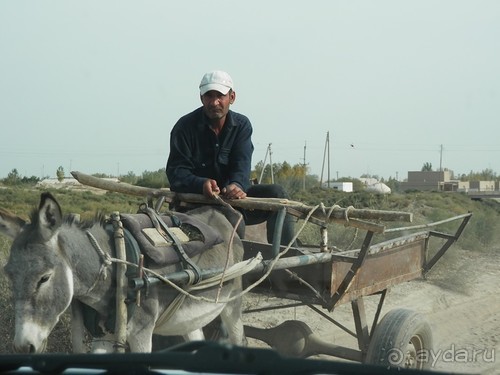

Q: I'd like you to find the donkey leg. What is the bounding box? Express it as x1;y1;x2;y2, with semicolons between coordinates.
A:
127;327;154;352
220;297;246;346
183;328;205;342
70;300;87;353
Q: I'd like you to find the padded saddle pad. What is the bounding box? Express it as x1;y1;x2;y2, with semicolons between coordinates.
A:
120;211;223;266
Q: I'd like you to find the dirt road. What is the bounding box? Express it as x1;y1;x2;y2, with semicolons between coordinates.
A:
1;217;498;373
242;245;500;374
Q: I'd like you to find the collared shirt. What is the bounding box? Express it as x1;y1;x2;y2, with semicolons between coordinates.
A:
166;107;254;194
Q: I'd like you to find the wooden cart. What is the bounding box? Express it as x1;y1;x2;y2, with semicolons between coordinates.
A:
240;212;471;369
71;171;472;370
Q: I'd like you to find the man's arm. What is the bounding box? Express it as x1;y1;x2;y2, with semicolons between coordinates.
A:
225;114;254;192
166;125;207;194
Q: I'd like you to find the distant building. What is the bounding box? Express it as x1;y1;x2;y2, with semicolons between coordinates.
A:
322;181;353;192
400;170;454;191
459;180;495;193
470;180;495;192
400;170;497;194
457;181;470;192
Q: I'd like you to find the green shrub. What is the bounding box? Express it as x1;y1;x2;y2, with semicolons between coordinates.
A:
0;186;499;353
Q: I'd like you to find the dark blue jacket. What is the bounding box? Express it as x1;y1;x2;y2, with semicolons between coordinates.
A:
166;107;254;194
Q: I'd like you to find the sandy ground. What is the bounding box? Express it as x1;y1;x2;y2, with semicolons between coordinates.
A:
242;225;500;374
1;218;498;373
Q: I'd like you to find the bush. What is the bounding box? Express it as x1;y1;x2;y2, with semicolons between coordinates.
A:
290;190;500;253
1;187;499;353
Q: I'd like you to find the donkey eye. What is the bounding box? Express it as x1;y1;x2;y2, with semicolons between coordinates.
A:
38;274;51;287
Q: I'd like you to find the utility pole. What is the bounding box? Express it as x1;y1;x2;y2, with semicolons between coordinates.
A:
258;144;270;184
302;141;307;190
439;144;443;171
327;132;331;187
269;143;274;184
259;143;274;184
320;131;330;188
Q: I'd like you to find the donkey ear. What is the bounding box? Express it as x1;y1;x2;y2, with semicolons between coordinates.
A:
0;208;26;240
37;193;63;241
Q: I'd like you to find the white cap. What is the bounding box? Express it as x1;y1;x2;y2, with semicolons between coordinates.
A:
199;70;234;95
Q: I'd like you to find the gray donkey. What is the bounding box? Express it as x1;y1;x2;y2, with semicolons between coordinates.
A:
0;192;246;353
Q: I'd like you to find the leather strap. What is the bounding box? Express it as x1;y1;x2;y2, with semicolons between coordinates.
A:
139;204;202;284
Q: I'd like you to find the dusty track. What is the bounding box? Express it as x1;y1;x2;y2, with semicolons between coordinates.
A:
1;221;498;373
242;245;500;374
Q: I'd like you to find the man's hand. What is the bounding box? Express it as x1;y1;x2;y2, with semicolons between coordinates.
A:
221;183;247;199
203;179;221;198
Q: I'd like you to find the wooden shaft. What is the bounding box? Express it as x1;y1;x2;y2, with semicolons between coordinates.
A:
71;170;412;233
111;212;127;353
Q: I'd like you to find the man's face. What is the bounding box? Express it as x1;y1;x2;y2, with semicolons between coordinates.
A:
200;90;235;120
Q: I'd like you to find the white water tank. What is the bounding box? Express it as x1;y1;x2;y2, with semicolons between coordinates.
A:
365;182;391;194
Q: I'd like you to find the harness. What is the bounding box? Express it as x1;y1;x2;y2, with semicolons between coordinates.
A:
137;204;202;284
82;204;262;345
83;224;141;337
82;204;213;337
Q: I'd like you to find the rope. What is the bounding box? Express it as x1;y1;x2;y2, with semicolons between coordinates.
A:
86;222;262;331
346;227;359;250
85;203;320;305
316;203;356;251
155;253;263;327
226;204;321;302
323;204;354;223
82;202;335;347
284;269;325;302
86;228;263;303
86;231;112;266
211;194;243;302
151;201;318;305
86;231;112;293
344;205;354;222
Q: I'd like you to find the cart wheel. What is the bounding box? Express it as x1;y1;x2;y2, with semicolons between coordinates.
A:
365;308;433;370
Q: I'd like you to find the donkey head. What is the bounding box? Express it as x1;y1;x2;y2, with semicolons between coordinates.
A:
1;193;74;353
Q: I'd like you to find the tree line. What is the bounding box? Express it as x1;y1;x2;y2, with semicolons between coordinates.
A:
2;162;499;195
1;163;322;195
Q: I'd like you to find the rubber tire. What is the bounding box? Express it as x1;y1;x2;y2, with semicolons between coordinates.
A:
365;308;433;370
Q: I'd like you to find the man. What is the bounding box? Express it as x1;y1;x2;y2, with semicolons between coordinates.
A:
166;70;295;246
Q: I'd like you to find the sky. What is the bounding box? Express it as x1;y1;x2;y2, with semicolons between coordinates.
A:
1;1;499;182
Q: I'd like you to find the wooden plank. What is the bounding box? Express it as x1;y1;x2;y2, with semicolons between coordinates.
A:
71;171;413;234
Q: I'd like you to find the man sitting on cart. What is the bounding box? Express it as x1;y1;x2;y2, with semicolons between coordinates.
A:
166;70;296;246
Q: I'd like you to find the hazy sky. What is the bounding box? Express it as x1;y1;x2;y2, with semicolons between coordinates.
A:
1;1;499;181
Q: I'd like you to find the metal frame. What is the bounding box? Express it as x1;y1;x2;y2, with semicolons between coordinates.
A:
128;212;472;363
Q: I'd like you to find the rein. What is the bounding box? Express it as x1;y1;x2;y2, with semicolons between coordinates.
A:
138;204;203;284
84;227;260;304
83;202;320;304
85;230;113;293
